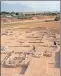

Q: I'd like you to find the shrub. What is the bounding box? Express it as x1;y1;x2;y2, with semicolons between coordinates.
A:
54;16;60;21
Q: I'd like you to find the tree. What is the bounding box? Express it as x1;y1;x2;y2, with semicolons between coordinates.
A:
16;12;19;15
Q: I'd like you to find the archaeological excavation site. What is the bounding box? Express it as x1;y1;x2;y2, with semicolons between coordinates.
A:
1;1;60;76
1;22;60;76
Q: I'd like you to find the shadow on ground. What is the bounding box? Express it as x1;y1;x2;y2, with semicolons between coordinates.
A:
55;52;60;68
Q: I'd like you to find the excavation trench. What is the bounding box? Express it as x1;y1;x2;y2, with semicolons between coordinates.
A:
20;64;29;75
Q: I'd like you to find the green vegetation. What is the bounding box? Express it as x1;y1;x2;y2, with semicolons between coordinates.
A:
16;13;32;19
17;13;25;19
1;11;60;20
16;12;19;15
54;15;60;21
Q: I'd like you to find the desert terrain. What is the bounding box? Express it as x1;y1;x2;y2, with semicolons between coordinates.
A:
1;16;60;76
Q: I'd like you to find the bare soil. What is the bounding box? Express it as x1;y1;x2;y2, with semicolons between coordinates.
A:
1;16;60;76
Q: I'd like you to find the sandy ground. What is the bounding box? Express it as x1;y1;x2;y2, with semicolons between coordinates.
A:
1;18;60;76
